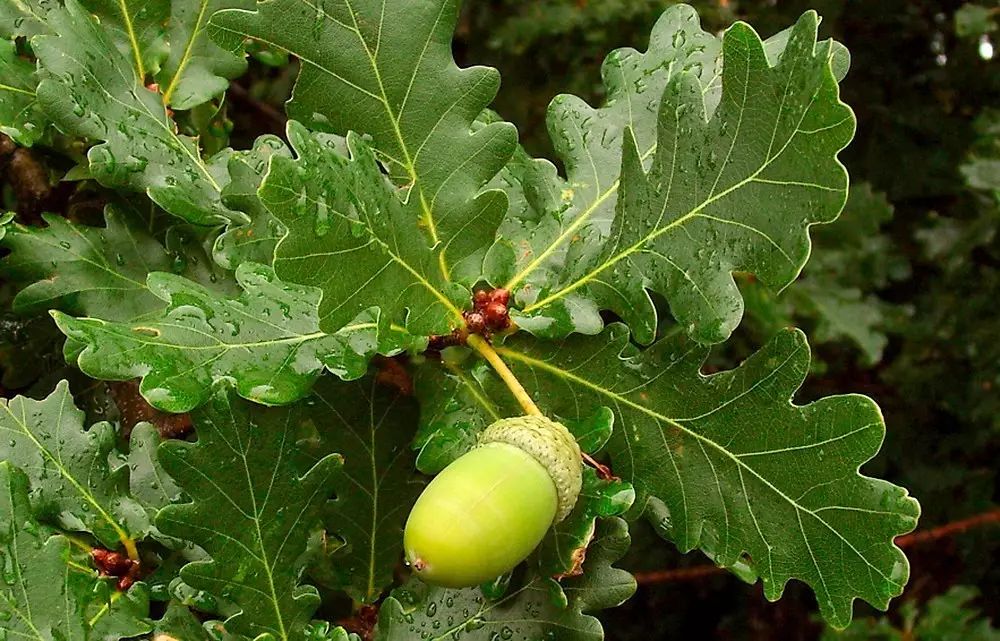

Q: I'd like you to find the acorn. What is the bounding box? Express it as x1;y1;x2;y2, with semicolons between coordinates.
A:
404;415;582;588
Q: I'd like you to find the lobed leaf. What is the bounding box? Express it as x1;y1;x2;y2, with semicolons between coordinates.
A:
0;40;45;146
492;325;919;627
55;262;381;413
376;518;635;641
213;134;293;270
0;381;149;548
511;12;854;345
127;423;183;516
211;0;516;285
157;383;339;641
0;205;224;322
157;0;253;109
266;124;468;337
0;463;92;640
32;0;237;225
305;377;423;604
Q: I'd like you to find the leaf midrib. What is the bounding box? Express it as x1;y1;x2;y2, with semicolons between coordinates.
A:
269;184;464;324
495;345;901;588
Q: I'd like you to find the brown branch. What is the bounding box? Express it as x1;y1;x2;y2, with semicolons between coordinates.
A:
634;508;1000;585
227;81;287;130
894;508;1000;548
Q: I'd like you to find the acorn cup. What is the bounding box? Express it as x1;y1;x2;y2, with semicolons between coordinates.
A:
404;415;583;588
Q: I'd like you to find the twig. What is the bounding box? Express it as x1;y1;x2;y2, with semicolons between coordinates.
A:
634;508;1000;585
467;334;541;416
895;508;1000;548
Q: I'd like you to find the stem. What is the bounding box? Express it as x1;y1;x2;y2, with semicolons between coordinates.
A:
466;335;541;417
123;538;139;561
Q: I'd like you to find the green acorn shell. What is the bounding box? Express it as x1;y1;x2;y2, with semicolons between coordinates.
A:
403;414;583;588
478;414;582;523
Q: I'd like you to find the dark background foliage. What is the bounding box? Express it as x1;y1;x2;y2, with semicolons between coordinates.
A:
2;0;997;639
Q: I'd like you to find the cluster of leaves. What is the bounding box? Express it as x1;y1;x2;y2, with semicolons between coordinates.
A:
0;0;927;639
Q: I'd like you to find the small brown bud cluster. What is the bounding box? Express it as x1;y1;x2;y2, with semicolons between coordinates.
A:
468;288;511;334
428;288;513;351
92;548;140;591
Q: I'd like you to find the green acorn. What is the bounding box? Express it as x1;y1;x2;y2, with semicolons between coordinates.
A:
404;415;583;588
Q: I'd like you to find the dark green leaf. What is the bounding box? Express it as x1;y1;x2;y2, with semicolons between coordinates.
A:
955;4;998;39
266;124;468;337
213;134;292;270
306;377;423;604
486;4;722;319
0;40;44;146
1;206;212;322
127;422;183;515
512;12;854;345
0;381;149;548
376;517;635;641
55;263;380;413
87;583;153;641
411;356;503;475
0;462;92;640
493;324;919;627
157;384;340;641
156;0;252;109
32;0;237;225
211;0;517;285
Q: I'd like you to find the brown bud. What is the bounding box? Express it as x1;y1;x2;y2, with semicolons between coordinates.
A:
465;311;487;335
483;302;509;330
473;290;490;310
488;288;510;306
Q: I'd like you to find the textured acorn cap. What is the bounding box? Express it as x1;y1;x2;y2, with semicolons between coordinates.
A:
478;415;582;522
